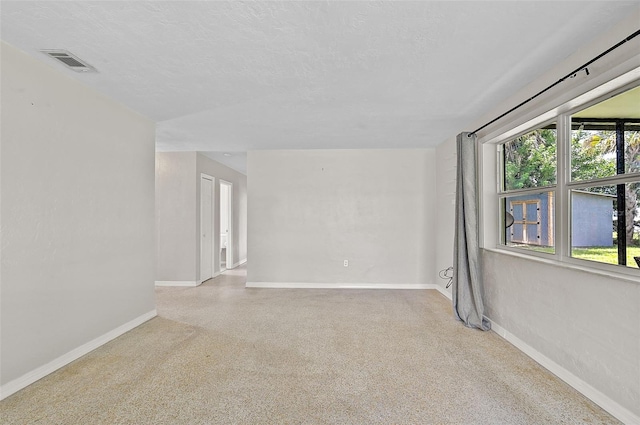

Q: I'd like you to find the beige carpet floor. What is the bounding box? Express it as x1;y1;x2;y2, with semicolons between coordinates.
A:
1;265;619;424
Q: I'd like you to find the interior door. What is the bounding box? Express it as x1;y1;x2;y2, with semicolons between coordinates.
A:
200;176;213;281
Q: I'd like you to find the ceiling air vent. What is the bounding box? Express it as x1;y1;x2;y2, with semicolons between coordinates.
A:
40;50;97;73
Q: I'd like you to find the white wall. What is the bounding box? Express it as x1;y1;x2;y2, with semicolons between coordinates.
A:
434;9;640;422
156;152;197;282
0;42;156;396
483;251;640;420
155;152;247;284
247;149;435;287
435;138;456;291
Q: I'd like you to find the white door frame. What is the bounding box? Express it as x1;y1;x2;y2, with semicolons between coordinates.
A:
220;179;233;270
200;173;215;283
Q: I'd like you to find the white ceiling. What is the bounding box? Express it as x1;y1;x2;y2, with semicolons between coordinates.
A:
2;1;638;174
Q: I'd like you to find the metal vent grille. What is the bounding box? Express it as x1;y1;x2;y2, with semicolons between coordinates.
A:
40;50;97;73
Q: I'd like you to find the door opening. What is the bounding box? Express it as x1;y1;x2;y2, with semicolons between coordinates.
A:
200;174;214;282
220;180;233;271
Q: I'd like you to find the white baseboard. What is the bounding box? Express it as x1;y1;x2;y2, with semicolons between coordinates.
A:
155;280;198;287
228;258;247;269
246;282;435;289
155;273;223;287
489;319;639;425
434;284;452;300
0;309;157;401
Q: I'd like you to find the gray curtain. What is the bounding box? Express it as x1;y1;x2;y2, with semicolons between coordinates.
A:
453;132;491;331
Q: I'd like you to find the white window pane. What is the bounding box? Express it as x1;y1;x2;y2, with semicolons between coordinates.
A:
571;86;640;181
570;183;640;269
503;125;557;191
503;191;555;254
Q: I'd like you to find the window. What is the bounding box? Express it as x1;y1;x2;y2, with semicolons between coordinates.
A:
569;87;640;268
503;125;557;190
497;84;640;271
499;125;556;254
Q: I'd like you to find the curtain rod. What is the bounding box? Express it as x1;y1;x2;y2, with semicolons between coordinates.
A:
468;28;640;138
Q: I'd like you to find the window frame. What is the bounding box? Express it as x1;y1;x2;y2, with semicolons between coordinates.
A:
496;117;559;260
499;121;559;193
488;79;640;277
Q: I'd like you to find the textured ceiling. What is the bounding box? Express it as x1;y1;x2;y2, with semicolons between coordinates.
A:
2;1;638;174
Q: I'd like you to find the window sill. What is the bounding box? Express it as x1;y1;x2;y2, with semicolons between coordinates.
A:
482;247;640;284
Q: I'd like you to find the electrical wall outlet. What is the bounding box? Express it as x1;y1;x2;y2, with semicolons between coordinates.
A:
343;260;349;267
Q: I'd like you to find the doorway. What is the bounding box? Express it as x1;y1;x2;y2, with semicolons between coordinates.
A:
200;174;214;282
220;180;233;271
